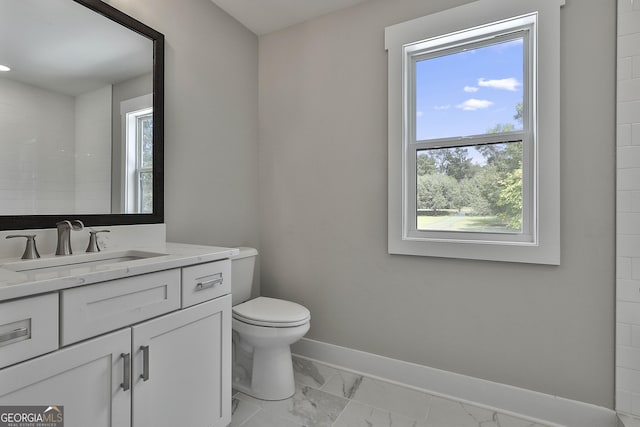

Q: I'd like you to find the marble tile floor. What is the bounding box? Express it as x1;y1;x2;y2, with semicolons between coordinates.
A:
230;355;555;427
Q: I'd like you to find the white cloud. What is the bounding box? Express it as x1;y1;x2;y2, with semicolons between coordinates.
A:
464;86;479;93
477;77;520;91
456;99;493;111
433;105;450;110
416;111;424;117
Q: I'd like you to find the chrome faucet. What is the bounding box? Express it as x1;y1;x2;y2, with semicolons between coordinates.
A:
56;220;84;255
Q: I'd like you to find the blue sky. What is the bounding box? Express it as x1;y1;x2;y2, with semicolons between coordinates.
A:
415;38;524;141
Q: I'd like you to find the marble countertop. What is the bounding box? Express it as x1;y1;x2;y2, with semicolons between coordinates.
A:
0;243;239;302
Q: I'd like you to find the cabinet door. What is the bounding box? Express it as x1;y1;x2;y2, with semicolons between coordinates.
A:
132;295;231;427
0;328;131;427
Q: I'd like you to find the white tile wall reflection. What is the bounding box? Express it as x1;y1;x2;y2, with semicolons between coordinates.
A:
0;77;112;215
0;78;75;214
230;356;553;427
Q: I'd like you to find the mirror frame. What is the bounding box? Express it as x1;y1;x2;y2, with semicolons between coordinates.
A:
0;0;164;230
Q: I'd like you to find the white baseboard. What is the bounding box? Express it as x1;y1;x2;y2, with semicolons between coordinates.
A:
292;338;617;427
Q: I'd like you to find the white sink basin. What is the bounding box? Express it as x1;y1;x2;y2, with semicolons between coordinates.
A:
1;250;167;274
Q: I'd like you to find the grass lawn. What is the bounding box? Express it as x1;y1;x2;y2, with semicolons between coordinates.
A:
417;213;516;233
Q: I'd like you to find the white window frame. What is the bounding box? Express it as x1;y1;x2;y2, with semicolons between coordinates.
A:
385;0;562;264
120;94;153;214
130;109;153;213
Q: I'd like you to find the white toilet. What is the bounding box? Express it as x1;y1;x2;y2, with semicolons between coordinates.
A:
231;248;310;400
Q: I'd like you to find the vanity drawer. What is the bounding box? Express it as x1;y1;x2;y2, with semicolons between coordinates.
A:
181;260;231;307
60;269;181;346
0;293;58;369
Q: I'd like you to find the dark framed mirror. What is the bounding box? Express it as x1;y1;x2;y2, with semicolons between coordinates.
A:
0;0;164;230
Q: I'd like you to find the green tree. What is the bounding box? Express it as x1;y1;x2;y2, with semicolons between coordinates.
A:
473;102;524;225
433;147;474;181
495;141;522;173
514;102;523;123
416;152;437;176
475;164;500;214
451;178;476;213
496;165;523;230
417;173;457;213
475;141;523;223
485;123;515;134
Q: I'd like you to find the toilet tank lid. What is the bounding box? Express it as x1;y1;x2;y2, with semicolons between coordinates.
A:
231;247;258;260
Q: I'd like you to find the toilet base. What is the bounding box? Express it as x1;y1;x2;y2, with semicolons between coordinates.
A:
233;345;295;401
232;319;310;401
252;345;296;400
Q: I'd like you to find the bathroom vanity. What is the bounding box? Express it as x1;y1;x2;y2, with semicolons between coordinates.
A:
0;1;235;424
0;243;236;427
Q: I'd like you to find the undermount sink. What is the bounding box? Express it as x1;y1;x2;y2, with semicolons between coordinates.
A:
1;250;167;274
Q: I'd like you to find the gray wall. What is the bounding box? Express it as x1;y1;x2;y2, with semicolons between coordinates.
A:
259;0;616;408
106;0;259;250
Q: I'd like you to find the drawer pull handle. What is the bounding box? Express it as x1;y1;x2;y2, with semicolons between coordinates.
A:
196;274;223;291
0;327;29;344
140;345;150;381
121;353;131;391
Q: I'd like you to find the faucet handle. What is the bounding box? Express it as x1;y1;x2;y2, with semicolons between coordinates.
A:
6;235;40;260
86;230;110;253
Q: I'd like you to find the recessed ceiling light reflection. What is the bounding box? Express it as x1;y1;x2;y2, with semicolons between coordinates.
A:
0;65;10;72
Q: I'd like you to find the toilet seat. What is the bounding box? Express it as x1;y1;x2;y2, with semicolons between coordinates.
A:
232;296;310;328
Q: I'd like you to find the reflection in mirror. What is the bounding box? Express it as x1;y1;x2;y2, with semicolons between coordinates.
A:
0;0;162;226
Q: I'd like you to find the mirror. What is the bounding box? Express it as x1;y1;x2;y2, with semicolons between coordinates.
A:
0;0;164;230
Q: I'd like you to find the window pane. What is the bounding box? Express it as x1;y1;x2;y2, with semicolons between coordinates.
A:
139;171;153;214
415;38;524;141
138;114;153;168
416;142;523;233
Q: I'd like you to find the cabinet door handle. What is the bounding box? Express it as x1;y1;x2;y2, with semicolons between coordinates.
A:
0;327;29;344
140;345;150;381
196;274;223;291
120;353;131;391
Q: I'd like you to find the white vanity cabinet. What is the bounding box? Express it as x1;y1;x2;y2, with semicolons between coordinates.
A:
0;258;232;427
0;328;132;427
132;295;231;427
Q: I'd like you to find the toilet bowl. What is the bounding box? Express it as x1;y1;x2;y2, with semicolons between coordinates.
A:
231;249;310;401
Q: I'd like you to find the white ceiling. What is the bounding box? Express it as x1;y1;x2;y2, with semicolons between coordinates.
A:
0;0;152;96
210;0;371;35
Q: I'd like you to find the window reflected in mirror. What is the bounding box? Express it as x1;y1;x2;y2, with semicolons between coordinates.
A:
123;95;153;214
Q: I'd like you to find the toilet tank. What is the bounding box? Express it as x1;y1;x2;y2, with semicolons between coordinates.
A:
231;247;258;306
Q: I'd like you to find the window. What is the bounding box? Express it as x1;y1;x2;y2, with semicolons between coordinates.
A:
128;108;153;213
410;25;531;240
121;94;153;214
386;0;562;264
